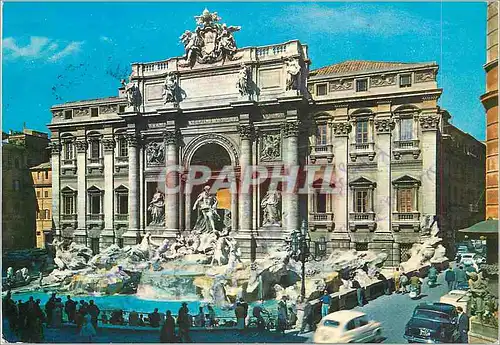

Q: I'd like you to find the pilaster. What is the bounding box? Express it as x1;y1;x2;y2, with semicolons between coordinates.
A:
125;133;140;244
75;139;88;240
419;114;440;217
102;137;115;233
50;141;62;237
331;121;351;234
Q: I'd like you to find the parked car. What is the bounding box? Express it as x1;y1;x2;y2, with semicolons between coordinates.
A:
460;253;475;266
454;246;470;261
473;254;486;265
313;310;383;343
439;290;470;315
404;303;460;343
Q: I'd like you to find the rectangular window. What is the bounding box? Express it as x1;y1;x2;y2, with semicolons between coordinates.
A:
399;74;412;88
398;188;413;212
44;191;49;198
316;84;327;96
89;193;101;214
64;142;74;160
37;211;40;220
90;238;100;255
316;124;328;146
37;171;41;179
90;140;100;159
91;108;99;117
64;110;73;119
63;195;75;214
355;190;368;213
45;209;50;219
316;193;327;213
117;193;129;214
37;191;41;198
356;79;368;92
400;118;413;141
356;121;369;144
45;171;49;179
118;138;128;157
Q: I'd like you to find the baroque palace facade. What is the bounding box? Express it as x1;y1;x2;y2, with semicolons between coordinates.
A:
48;10;484;265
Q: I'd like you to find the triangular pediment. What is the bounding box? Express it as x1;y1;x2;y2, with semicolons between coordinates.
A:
348;176;376;188
392;175;421;186
115;184;128;192
61;186;76;194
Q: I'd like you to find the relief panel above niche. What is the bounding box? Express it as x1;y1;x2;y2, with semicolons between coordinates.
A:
146;82;164;102
259;69;281;90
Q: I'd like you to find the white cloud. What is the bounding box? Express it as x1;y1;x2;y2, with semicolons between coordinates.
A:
100;36;112;43
2;36;84;62
274;4;439;37
48;41;84;62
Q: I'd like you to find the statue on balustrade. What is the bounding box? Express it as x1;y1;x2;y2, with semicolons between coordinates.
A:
285;58;301;91
218;23;241;61
193;185;221;233
148;189;165;226
163;72;180;104
261;190;282;226
121;79;141;110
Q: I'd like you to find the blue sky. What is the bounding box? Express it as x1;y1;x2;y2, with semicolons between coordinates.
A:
2;2;487;140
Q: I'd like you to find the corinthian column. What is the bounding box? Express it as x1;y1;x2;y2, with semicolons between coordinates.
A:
239;125;253;232
102;138;115;232
126;134;139;243
283;121;299;231
164;130;179;232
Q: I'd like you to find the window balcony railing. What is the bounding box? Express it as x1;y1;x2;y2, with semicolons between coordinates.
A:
62;158;76;166
86;214;104;222
87;157;104;165
349;212;376;221
310;144;334;163
61;214;77;221
115;156;129;163
392;211;420;221
349;142;375;162
309;212;334;222
393;140;421;160
114;214;129;222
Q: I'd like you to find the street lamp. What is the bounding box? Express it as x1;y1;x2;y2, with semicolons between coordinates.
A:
288;219;327;302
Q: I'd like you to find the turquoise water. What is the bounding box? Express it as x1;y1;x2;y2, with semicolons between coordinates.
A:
10;291;277;318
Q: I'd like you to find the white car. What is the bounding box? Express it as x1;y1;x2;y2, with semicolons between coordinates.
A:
460;253;478;269
439;290;470;314
313;310;382;343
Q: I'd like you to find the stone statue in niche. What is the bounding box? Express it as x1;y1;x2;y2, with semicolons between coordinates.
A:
193;185;221;233
148;189;165;226
261;190;282;226
236;63;250;96
285;58;301;91
121;79;141;109
146;142;165;165
163;72;179;104
260;133;281;161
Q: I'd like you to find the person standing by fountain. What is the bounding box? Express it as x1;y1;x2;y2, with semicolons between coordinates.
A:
65;296;77;323
79;311;97;342
44;293;56;327
444;264;456;291
393;268;401;293
51;298;63;328
320;290;331;317
235;301;246;333
87;300;100;330
177;302;192;342
149;308;161;328
160;310;176;342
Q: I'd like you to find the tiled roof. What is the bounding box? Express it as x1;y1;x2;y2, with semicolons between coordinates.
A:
30;161;51;170
311;60;436;77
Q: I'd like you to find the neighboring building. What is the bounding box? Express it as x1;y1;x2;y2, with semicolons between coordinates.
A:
482;1;498;220
47;10;485;265
31;162;53;248
440;114;486;254
2;129;50;251
308;61;485;261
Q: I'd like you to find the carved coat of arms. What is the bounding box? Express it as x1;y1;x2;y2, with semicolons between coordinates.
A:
179;8;241;68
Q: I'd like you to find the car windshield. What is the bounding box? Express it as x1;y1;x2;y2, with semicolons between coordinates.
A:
462;254;474;258
414;309;450;322
323;320;340;327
